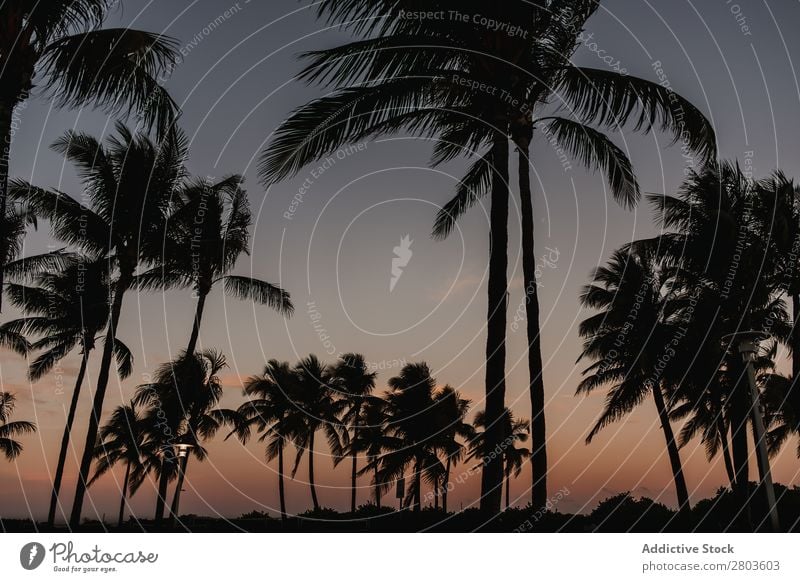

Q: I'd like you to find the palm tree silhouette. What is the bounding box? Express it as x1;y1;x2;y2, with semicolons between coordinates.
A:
14;123;188;527
233;360;302;520
0;392;36;460
134;350;237;525
137;176;293;356
290;355;345;512
89;402;156;526
261;1;716;512
1;257;133;526
469;408;530;510
577;247;691;510
331;353;377;512
351;398;390;509
373;363;445;512
0;1;179;308
431;385;473;512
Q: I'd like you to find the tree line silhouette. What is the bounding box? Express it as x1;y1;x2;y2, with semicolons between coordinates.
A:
0;1;798;532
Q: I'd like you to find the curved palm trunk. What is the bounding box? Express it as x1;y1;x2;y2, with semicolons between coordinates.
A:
480;130;510;514
516;132;548;510
278;441;287;520
718;419;736;488
117;461;131;527
169;454;190;524
651;384;690;511
0;101;14;313
70;274;131;528
47;346;90;526
308;430;319;511
185;289;208;356
442;456;451;513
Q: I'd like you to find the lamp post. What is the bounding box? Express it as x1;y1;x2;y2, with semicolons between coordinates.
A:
724;331;780;532
169;442;194;527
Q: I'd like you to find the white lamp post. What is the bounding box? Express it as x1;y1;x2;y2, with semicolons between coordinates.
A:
170;442;194;526
724;331;780;532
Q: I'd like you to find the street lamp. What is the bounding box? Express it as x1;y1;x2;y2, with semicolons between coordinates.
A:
169;442;194;527
723;331;780;532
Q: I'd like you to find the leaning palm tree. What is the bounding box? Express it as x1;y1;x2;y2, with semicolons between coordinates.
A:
134;350;237;524
577;247;691;510
14;123;188;527
89;402;156;526
330;353;377;512
290;355;345;512
0;392;36;460
137;176;293;355
233;360;301;520
261;0;716;512
0;0;179;305
1;257;133;526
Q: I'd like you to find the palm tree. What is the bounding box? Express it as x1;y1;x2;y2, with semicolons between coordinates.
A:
290;355;345;512
431;385;473;512
331;353;377;512
761;373;800;459
0;392;36;460
14;123;188;527
351;398;389;508
89;402;156;526
1;257;133;526
577;247;691;510
0;0;179;306
233;360;301;520
137;176;293;356
469;408;530;510
261;0;716;512
134;350;237;524
373;363;445;511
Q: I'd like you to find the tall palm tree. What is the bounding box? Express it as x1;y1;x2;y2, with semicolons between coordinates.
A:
14;123;188;528
134;350;237;524
1;257;133;526
89;402;156;526
290;355;345;512
233;360;301;520
577;247;691;510
351;398;389;509
431;385;473;513
261;0;716;512
331;353;377;512
137;176;293;356
0;0;179;306
373;363;445;512
0;392;36;460
469;408;530;510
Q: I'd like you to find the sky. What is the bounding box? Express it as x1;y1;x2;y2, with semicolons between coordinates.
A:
2;0;800;523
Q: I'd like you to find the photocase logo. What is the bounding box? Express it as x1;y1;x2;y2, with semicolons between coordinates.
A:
20;542;46;570
390;235;413;292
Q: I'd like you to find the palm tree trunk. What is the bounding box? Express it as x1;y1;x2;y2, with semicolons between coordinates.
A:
0;101;14;313
154;452;175;523
434;476;440;510
278;442;287;520
170;454;190;523
651;383;690;510
442;456;451;513
373;458;381;509
309;430;319;511
505;472;510;510
730;372;751;497
414;456;422;512
350;426;358;512
118;461;131;527
185;289;208;356
516;131;548;510
70;273;131;528
480;128;510;514
47;346;90;526
718;419;736;488
793;294;800;379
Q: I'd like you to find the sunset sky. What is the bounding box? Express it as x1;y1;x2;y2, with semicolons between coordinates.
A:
2;0;800;522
